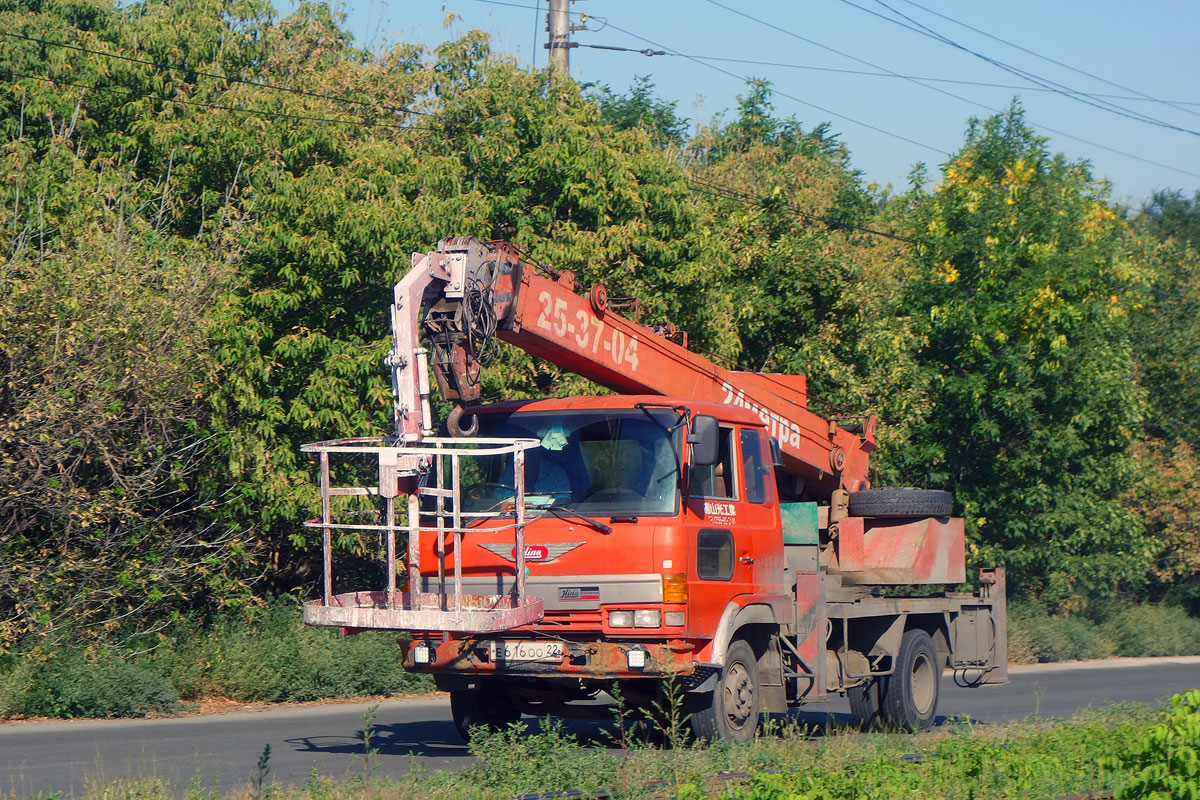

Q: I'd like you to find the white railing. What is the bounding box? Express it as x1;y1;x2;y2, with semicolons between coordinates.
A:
299;435;545;633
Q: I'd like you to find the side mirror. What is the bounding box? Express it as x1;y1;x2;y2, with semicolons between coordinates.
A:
768;437;784;467
687;414;720;466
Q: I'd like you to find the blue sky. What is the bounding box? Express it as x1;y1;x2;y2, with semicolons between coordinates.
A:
305;0;1198;205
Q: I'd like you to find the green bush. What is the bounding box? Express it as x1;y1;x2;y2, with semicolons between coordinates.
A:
1009;599;1200;664
21;652;179;718
1100;603;1200;657
1110;689;1200;799
198;598;432;702
1008;601;1116;663
0;598;433;718
459;719;614;797
0;654;34;717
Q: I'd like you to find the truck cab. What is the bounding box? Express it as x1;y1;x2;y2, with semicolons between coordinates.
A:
395;396;794;740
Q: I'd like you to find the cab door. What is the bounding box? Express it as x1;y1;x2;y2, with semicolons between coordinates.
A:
735;427;786;597
685;424;754;636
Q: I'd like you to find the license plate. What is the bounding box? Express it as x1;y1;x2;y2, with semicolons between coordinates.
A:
490;639;564;663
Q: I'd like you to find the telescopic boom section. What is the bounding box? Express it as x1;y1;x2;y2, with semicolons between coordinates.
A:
390;237;876;497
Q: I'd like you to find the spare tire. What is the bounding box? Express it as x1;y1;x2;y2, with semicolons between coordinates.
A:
847;488;952;518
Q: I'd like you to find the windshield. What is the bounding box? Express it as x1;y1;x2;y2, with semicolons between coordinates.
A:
460;408;682;517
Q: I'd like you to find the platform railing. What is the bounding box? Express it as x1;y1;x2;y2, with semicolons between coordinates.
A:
299;435;545;633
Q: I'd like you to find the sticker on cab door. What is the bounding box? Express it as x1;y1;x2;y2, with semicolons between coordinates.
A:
704;500;736;525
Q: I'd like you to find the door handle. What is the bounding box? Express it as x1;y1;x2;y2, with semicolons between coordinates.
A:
738;555;755;565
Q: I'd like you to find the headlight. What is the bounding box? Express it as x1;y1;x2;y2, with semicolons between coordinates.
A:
664;611;685;627
608;610;634;628
633;609;661;628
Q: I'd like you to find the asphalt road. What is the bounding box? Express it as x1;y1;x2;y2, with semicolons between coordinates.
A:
3;657;1198;798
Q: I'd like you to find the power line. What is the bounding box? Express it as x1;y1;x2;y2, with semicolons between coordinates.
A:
530;0;540;69
842;0;1200;138
4;68;430;135
0;30;431;118
598;21;948;156
478;0;1200;110
478;0;582;17
701;0;1200;180
480;0;1200;113
477;0;947;154
896;0;1200;121
580;43;665;57
668;53;1200;108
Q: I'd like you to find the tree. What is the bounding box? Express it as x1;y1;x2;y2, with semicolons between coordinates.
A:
898;104;1151;602
0;0;266;643
682;82;925;471
590;76;688;149
1125;197;1200;610
1139;188;1200;249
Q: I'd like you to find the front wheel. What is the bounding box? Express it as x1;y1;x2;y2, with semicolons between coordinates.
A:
880;629;941;731
689;638;761;742
450;685;521;742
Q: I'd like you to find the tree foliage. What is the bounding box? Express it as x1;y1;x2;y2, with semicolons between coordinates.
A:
0;9;262;644
591;75;688;149
1126;197;1200;610
1;0;1198;646
897;106;1151;600
1139;188;1200;249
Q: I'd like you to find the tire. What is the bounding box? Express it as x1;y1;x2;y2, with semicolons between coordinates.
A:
689;638;761;742
847;488;952;518
847;678;884;730
450;685;521;742
880;629;940;731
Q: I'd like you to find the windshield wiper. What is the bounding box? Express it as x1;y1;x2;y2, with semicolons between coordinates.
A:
544;505;612;535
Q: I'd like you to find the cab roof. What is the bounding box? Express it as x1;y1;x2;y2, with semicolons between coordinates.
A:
468;395;765;428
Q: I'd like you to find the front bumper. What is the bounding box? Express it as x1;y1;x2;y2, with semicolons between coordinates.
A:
399;636;698;680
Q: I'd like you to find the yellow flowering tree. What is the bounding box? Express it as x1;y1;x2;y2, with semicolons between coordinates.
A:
896;105;1151;601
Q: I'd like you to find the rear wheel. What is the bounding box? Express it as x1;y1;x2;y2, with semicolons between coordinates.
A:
450;684;521;742
689;638;761;742
880;629;940;731
847;678;883;730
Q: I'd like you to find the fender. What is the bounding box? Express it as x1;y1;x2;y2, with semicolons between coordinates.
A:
706;599;780;667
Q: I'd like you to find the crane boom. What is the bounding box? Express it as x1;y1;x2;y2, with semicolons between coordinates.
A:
390;237;875;498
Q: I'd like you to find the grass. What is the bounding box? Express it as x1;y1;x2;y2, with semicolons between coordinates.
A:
14;699;1192;800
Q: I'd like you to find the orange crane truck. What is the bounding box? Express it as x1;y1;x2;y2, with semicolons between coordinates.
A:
301;237;1007;741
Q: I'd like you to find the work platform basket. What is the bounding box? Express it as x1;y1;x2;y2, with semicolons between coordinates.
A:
300;435;545;633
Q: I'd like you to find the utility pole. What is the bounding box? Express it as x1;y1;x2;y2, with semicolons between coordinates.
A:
547;0;571;78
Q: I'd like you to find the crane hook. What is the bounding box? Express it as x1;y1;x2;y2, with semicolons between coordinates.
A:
447;404;479;438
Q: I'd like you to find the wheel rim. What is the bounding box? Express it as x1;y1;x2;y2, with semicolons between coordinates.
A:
722;661;755;730
910;650;936;717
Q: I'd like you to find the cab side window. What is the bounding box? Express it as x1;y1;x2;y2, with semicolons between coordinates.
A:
740;429;769;504
692;426;736;499
697;529;734;580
